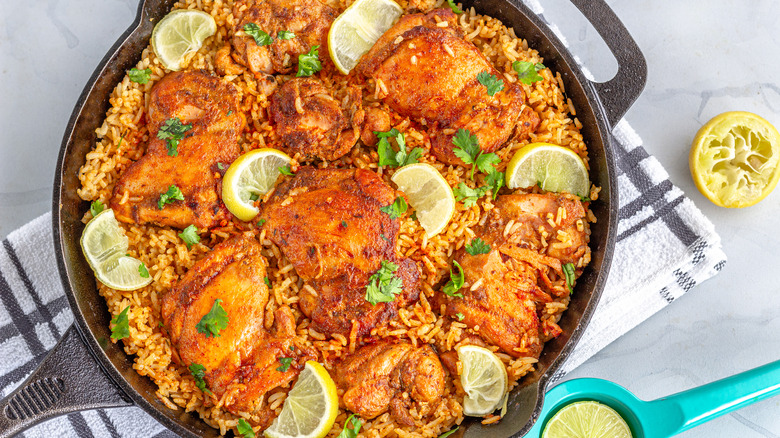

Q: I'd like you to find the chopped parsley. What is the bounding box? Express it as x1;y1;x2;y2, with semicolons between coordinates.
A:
376;128;424;168
380;196;408;219
196;299;229;338
217;162;226;171
258;218;266;227
289;345;295;351
465;238;490;255
452;129;500;180
455;313;465;321
110;305;131;340
578;194;591;202
513;61;546;85
276;357;293;372
380;233;390;242
158;117;192;157
243;23;273;46
477;71;504;96
296;45;322;77
563;263;576;293
157;185;184;209
485;168;505;200
442;261;464;298
337;414;362;438
237;418;255;438
249;193;260;201
365;260;403;305
445;0;463;13
178;225;200;249
264;276;272;288
438;426;459;438
279;165;295;176
227;110;233;116
341;220;348;228
128;68;152;84
138;262;150;278
189;363;212;394
277;30;296;40
90;200;105;217
453;183;488;208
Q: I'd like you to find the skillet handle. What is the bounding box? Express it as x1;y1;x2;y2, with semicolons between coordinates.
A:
568;0;648;127
0;326;132;438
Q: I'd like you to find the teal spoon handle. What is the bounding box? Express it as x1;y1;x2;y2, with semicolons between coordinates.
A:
644;359;780;437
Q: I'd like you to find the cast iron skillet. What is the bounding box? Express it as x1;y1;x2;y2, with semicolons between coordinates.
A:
0;0;646;436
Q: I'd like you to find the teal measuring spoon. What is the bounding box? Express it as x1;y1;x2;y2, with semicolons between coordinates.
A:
524;359;780;437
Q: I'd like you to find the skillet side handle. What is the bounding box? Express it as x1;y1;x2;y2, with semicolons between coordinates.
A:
0;326;132;438
569;0;647;127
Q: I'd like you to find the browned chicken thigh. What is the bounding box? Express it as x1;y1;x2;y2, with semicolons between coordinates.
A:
357;9;539;165
333;340;445;425
161;234;315;421
435;193;589;358
269;78;360;161
262;167;421;337
109;71;244;229
231;0;336;76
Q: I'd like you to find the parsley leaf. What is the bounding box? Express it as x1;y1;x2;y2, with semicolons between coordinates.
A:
110;305;131;340
445;0;463;13
279;165;295;176
90;200;105;217
376;128;424;168
465;238;490;255
485;168;505;200
128;68;152;84
258;218;266;227
442;261;464;298
264;276;272;288
196;299;229;338
341;220;348;228
217;162;226;171
380;196;408;219
475;152;500;175
455;313;465;321
277;30;295;40
563;263;576;294
477;71;504;96
158;185;184;209
438;426;459;438
158;117;192;157
276;357;293;372
365;260;403;305
189;363;212;395
243;23;273;46
178;224;200;249
453;183;488;208
296;45;322;77
138;262;150;278
237;418;255;438
337;414;362;438
513;61;546;85
452;129;480;165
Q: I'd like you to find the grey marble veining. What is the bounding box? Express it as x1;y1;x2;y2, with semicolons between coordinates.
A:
2;0;780;436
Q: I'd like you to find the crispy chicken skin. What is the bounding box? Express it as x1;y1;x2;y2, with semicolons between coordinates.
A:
356;9;538;165
262;167;421;337
435;193;589;358
231;0;336;76
109;71;244;230
269;78;360;161
162;235;315;418
333;340;445;426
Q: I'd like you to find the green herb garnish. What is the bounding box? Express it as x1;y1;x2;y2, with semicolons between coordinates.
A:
341;220;348;228
158;184;184;209
279;165;295;176
237;418;255;438
513;61;546;85
485;168;505;200
189;363;212;394
380;196;408;219
243;23;273;46
158;117;192;157
264;276;271;288
445;0;463;13
563;263;576;293
442;261;464;298
376;128;424;168
465;238;490;255
438;426;459;438
128;68;152;84
477;71;504;96
90;200;105;217
453;183;488;208
296;45;322;77
277;30;295;40
258;219;266;227
452;128;500;179
196;299;229;338
365;260;403;305
337;414;362;438
138;263;150;278
276;357;293;372
178;224;200;249
455;313;465;321
217;162;226;171
249;193;260;201
110;305;131;340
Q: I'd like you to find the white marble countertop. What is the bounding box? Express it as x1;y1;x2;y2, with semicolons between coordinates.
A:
2;0;779;436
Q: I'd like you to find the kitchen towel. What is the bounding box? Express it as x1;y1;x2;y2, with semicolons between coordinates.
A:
0;7;726;438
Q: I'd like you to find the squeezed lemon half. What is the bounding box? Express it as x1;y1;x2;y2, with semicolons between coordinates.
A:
689;111;780;208
458;345;508;416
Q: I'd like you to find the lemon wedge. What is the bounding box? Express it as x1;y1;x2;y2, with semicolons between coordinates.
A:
390;163;456;237
458;345;508;416
264;361;339;438
151;9;217;71
328;0;402;74
80;210;152;291
542;401;633;438
505;142;590;196
690;111;780;208
221;148;291;222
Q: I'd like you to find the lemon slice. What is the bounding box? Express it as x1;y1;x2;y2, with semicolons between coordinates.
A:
151;9;217;71
505;143;590;196
221;148;292;222
690;111;780;208
264;361;339;438
390;163;455;237
458;345;508;416
328;0;403;74
542;401;633;438
80;210;152;291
